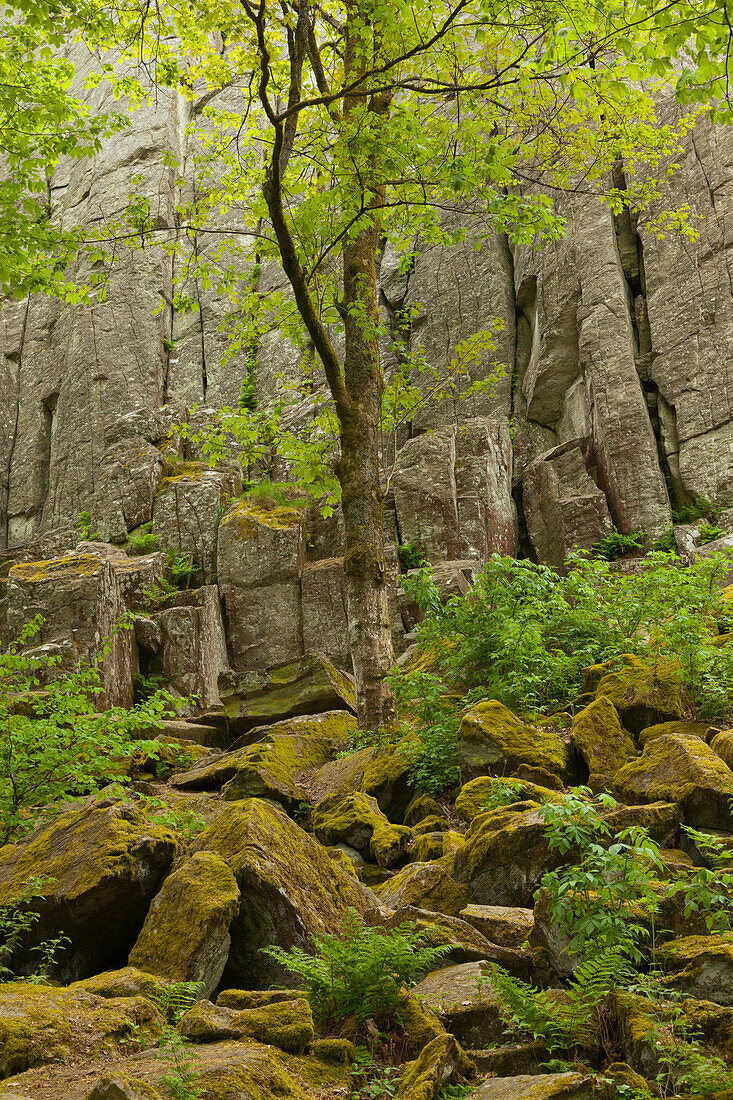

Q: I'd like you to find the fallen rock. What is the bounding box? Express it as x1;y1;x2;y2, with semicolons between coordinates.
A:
202;655;356;735
595;654;683;733
172;711;355;809
128;851;240;998
711;729;733;769
458;904;534;949
366;906;529;973
306;746;377;803
312;791;411;868
468;1074;593;1099
639;719;712;747
377;862;469;917
656;934;733;1005
178;997;314;1052
397;1033;473;1100
195;798;373;987
412;962;505;1049
360;744;417;821
456;701;567;784
0;983;164;1079
85;1075;162;1100
0;802;177;981
455;777;559;823
569;696;636;776
614;733;733;828
452;805;559;907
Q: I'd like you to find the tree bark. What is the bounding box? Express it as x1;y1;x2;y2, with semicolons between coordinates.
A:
335;3;396;731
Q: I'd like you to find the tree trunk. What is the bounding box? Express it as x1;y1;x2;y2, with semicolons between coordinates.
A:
335;3;396;731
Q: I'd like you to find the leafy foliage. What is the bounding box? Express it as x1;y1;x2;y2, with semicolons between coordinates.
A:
592;527;645;561
261;909;449;1030
127;522;162;556
0;617;171;841
0;875;69;983
76;511;100;541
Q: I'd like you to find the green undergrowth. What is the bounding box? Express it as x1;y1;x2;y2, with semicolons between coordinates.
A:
386;551;733;793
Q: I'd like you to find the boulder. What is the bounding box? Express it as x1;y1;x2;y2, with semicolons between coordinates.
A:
711;729;733;769
0;983;164;1079
614;733;733;828
595;655;683;733
194;799;373;987
639;719;712;747
398;1034;473;1100
178;997;314;1053
569;697;636;776
0;802;177;981
376;862;469;917
128;851;240;998
216;990;303;1010
306;746;377;803
656;935;733;1005
452;805;559;907
469;1074;593;1099
71;967;172;1003
203;655;356;735
360;745;417;821
93;436;165;544
456;701;567;784
85;1074;162;1100
458;904;534;949
412;962;505;1050
312;792;411;869
172;711;355;810
364;906;528;973
216;498;305;670
455;777;559;823
300;557;351;671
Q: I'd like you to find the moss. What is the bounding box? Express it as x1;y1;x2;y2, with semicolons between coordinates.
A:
217;990;303;1010
598;1062;652;1099
455;776;558;823
360;744;415;821
459;904;534;949
404;795;444;827
712;730;733;770
456;700;567;784
9;553;104;584
195;1043;311;1100
180;997;314;1053
87;1073;162;1099
377;859;468;917
640;720;712;747
411;816;448;837
219;498;303;539
72;967;170;1002
310;1038;355;1064
596;654;683;733
614;733;733;828
129;852;240;987
398;989;445;1049
0;984;164;1078
397;1034;473;1100
312;791;390;854
370;823;412;869
570;696;636;776
408;833;446;862
442;831;465;859
328;848;361;879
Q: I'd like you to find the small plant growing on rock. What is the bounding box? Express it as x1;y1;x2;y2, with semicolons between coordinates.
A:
261;909;449;1033
76;510;101;541
698;521;726;545
166;550;197;589
0;874;69;983
127;522;162;555
592;526;645;561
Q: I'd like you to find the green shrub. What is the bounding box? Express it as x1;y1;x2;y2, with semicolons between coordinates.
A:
397;542;427;572
592;526;645;561
166;550;197;588
0;875;69;983
0;617;171;841
76;510;101;541
127;522;162;555
261;909;449;1031
698;522;726;545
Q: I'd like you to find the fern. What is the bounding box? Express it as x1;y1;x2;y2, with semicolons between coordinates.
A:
568;948;637;1006
483;964;595;1052
150;980;201;1023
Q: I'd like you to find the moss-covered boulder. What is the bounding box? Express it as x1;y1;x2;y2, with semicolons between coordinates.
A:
656;935;733;1005
405;796;444;828
456;701;568;784
366;906;528;973
595;654;683;734
594;1063;652;1100
85;1074;163;1099
458;904;534;948
639;719;712;747
178;997;314;1053
0;801;177;981
217;990;303;1010
312;792;410;867
171;711;355;810
397;1034;473;1100
307;746;377;803
452;805;559;907
614;733;733;828
569;697;636;776
470;1074;593;1099
611;990;665;1078
712;729;733;770
204;654;356;735
0;983;164;1079
376;861;468;917
129;851;240;997
192;1040;312;1100
72;967;170;1003
361;744;416;821
455;776;559;823
194;799;372;988
408;833;446;863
